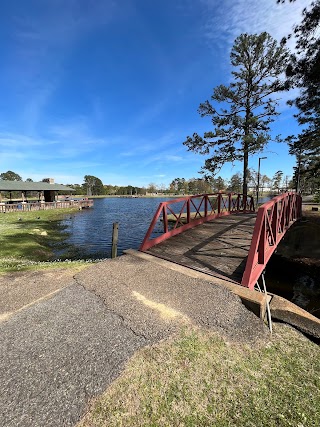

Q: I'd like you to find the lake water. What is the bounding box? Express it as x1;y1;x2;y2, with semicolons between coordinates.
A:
59;197;174;259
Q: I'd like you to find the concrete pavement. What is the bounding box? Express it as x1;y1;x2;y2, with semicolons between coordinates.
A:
0;254;269;427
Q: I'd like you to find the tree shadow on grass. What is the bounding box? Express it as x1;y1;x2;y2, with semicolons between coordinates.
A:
0;218;74;261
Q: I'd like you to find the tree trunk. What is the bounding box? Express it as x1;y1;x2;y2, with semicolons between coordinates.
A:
243;148;248;196
243;100;251;196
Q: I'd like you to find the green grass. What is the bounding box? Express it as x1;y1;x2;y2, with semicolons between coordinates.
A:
79;325;320;427
0;208;93;273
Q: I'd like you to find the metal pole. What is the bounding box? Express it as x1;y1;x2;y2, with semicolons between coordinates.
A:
256;157;261;207
256;157;267;207
262;273;272;333
111;222;119;258
296;153;301;193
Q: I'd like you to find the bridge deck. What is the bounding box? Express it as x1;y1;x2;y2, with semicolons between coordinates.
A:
147;213;257;283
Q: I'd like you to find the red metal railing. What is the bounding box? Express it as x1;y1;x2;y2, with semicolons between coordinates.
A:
241;192;302;289
140;193;255;251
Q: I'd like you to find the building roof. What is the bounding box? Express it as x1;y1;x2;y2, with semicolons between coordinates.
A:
0;181;74;192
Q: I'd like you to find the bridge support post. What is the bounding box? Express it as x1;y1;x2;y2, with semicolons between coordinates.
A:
255;273;272;333
163;206;168;233
243;194;247;211
186;199;191;223
111;222;119;259
204;196;208;217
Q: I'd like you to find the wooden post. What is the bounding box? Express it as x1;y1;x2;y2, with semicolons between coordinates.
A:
204;196;208;217
111;222;119;258
187;199;191;223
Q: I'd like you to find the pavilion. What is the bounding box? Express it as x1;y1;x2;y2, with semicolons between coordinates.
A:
0;179;74;203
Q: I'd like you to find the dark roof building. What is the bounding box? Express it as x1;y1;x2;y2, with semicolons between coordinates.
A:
0;179;74;203
0;181;73;192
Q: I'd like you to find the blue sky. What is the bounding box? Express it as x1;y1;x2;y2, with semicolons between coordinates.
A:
0;0;312;187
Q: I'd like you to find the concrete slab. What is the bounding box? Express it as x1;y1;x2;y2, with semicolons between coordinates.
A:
125;249;268;319
270;294;320;338
126;250;320;339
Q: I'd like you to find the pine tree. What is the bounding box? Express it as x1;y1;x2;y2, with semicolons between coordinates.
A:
183;32;288;195
284;1;320;192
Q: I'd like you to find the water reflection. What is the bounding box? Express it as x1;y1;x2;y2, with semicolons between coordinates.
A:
59;197;175;259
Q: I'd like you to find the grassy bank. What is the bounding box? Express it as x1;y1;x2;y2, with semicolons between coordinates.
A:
0;208;91;273
79;324;319;427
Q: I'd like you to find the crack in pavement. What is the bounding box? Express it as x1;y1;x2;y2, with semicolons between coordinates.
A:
0;281;147;427
73;275;150;342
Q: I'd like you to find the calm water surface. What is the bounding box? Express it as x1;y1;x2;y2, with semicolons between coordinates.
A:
59;197;175;259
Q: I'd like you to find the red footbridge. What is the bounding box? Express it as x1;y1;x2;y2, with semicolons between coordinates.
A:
140;192;302;290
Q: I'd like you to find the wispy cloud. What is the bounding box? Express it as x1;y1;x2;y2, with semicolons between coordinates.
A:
49;119;107;146
0;126;107;170
201;0;311;50
119;132;177;157
195;0;311;115
129;99;169;130
164;155;184;162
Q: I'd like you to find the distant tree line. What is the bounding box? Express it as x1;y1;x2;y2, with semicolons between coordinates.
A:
168;171;293;196
0;170;296;199
0;169;296;198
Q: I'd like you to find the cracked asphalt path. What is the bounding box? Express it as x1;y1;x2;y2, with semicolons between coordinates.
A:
0;254;268;427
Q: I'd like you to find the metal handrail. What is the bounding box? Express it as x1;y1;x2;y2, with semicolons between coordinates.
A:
140;193;255;251
241;192;302;289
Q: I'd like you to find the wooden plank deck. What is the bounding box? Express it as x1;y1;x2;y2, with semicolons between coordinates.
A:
147;213;257;284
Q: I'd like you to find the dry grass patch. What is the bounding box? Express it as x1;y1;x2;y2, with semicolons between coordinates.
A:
79;324;320;427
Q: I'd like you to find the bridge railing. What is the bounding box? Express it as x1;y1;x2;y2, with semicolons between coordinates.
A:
140;192;255;251
241;192;302;290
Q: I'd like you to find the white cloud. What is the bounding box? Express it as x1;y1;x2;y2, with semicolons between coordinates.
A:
272;87;300;113
201;0;311;50
0;125;108;170
119;132;178;157
165;155;184;162
49;119;107;147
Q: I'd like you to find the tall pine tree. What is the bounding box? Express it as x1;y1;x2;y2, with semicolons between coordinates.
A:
285;1;320;192
183;32;288;195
